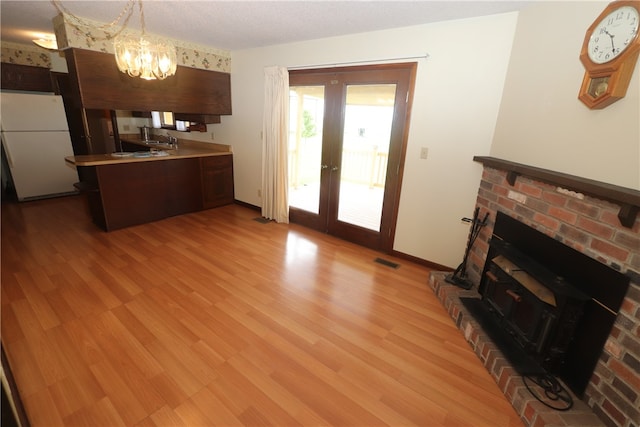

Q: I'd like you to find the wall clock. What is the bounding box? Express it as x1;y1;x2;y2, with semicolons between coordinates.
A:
579;1;640;109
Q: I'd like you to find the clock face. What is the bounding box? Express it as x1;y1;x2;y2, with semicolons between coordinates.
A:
588;5;640;64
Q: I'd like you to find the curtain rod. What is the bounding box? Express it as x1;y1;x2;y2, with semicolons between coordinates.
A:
287;53;429;70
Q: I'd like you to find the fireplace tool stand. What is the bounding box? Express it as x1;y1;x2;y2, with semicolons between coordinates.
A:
445;207;488;290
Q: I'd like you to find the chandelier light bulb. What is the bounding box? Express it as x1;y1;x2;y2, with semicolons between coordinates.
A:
114;34;177;80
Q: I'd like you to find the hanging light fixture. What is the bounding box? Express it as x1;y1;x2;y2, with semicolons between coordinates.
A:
114;33;177;80
52;0;177;80
32;34;58;50
113;0;177;80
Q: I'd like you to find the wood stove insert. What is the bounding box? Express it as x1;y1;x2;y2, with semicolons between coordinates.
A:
482;239;589;372
477;212;630;397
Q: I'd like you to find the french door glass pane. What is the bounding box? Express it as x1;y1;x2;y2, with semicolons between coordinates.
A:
337;84;396;231
288;86;324;213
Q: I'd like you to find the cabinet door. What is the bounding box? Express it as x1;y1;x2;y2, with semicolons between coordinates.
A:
1;63;53;92
83;109;117;154
201;156;234;209
166;158;203;216
65;48;232;115
95;158;204;230
97;161;168;230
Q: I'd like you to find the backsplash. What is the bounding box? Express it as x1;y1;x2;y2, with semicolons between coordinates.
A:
114;112;150;136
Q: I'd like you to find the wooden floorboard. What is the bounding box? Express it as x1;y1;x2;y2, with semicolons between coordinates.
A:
1;195;523;427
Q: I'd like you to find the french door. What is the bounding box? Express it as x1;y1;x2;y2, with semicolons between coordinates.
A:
288;63;416;251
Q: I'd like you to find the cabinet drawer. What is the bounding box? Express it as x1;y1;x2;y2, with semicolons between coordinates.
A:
201;155;232;169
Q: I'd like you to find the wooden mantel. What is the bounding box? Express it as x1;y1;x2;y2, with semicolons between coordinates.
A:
473;156;640;228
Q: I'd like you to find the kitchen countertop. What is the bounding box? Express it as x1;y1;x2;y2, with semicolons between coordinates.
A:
66;135;232;167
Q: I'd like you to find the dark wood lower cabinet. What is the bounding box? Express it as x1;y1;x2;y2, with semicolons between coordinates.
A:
166;158;204;217
201;156;234;209
77;155;233;231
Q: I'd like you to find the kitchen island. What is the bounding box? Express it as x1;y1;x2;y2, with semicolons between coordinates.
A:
66;138;234;231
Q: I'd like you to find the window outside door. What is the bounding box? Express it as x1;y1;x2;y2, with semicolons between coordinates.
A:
288;64;416;251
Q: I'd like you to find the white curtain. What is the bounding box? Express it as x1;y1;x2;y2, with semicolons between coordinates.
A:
261;66;290;223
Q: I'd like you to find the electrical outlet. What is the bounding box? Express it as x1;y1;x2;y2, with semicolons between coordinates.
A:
123;125;130;131
420;147;429;159
258;189;262;198
210;132;215;140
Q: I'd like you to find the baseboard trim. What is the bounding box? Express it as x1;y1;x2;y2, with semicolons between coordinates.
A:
231;201;454;272
234;200;260;212
389;249;454;272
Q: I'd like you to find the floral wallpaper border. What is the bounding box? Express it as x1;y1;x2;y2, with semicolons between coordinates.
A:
1;41;52;68
53;13;231;73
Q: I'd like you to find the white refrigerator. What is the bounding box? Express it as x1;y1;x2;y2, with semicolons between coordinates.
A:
1;92;78;201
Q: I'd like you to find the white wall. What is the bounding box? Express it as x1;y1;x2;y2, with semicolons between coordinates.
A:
393;15;517;268
50;51;68;73
215;12;518;268
492;1;640;190
113;111;150;135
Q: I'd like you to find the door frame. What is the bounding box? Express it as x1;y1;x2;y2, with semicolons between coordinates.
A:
289;62;417;253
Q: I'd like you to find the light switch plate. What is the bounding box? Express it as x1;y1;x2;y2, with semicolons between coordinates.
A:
420;147;428;159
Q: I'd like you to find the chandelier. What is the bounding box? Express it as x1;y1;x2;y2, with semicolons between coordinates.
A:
52;0;177;80
113;1;177;80
114;34;177;80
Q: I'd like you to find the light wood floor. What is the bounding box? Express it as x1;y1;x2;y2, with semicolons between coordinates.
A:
1;195;523;427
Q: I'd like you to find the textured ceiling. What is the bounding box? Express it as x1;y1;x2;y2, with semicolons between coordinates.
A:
1;1;533;51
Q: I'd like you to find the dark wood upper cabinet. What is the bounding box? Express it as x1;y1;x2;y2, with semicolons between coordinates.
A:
64;48;232;115
1;63;53;92
131;111;222;125
174;113;221;124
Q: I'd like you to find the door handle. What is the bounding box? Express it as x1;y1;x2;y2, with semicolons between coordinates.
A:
506;289;522;302
331;166;339;171
321;164;328;169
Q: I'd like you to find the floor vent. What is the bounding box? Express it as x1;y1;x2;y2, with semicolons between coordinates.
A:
253;217;271;224
374;257;400;269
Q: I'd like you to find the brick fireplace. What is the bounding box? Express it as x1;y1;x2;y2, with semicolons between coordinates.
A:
446;158;639;427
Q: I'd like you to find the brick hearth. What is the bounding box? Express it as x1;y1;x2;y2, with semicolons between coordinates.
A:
429;271;604;427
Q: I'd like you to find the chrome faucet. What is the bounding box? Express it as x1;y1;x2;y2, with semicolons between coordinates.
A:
168;136;178;148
